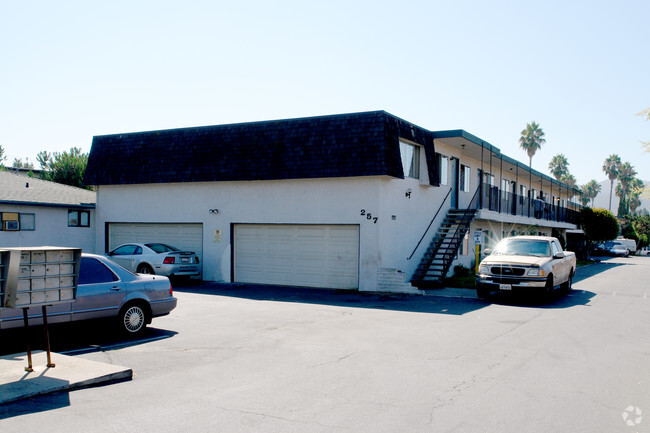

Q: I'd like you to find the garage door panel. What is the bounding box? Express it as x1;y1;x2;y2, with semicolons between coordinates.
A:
234;224;359;290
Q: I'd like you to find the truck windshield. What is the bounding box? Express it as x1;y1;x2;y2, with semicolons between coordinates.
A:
492;239;551;257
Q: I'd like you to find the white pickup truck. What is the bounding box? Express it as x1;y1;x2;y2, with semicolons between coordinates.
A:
475;236;576;299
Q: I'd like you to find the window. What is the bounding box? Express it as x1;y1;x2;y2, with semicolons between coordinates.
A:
20;213;35;231
111;245;139;255
400;141;420;179
78;257;118;285
68;210;90;227
1;212;35;231
439;155;449;185
460;165;470;192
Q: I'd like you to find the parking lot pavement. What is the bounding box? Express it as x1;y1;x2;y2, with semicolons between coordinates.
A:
1;256;648;432
0;351;132;405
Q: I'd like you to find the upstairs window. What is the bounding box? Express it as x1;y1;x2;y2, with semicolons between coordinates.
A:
460;165;470;192
400;141;420;179
439;154;449;185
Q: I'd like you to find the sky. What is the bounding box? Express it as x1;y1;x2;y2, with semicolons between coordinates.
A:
1;0;649;187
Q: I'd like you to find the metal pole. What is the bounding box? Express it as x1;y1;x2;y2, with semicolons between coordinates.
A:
22;308;33;372
42;305;55;368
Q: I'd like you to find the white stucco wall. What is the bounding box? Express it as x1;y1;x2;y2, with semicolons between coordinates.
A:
0;204;95;252
95;174;454;292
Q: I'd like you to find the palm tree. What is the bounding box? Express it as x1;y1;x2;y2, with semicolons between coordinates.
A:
579;185;591;206
519;121;546;191
560;173;576;188
628;179;645;214
602;154;621;211
584;179;601;207
548;154;569;180
615;162;637;216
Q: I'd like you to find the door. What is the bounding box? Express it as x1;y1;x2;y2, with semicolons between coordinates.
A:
233;224;360;290
71;257;127;321
450;158;460;209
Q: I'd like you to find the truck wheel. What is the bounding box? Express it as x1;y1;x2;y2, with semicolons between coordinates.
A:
560;270;573;294
541;275;554;300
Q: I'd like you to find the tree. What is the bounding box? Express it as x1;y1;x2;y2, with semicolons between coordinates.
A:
12;158;34;169
631;215;650;248
0;144;6;169
627;178;645;215
560;173;576;188
602;154;621;212
637;108;650;153
583;179;601;207
615;161;637;216
548;154;569;180
39;147;89;189
579;185;590;206
580;207;620;255
519;121;546;191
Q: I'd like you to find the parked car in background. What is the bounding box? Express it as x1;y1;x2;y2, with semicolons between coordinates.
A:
639;246;650;256
0;254;177;335
476;236;576;299
603;241;629;257
616;238;637;255
107;243;201;279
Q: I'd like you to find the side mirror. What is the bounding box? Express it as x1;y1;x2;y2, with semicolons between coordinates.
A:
107;251;114;256
554;252;565;259
483;248;492;256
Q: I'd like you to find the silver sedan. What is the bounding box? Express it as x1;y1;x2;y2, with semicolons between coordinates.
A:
0;253;177;335
106;243;201;279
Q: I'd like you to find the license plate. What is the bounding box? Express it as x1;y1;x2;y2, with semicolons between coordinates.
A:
499;284;512;291
181;257;189;263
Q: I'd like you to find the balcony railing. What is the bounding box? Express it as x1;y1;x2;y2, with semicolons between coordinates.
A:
479;183;580;224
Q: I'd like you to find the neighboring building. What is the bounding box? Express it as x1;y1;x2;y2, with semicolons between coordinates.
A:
0;171;96;251
84;111;581;293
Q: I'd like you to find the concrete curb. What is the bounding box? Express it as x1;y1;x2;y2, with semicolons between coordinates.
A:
0;351;132;404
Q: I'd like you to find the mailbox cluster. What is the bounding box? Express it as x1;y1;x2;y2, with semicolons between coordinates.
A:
0;247;81;309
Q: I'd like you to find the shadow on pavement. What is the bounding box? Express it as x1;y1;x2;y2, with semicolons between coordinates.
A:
173;282;489;316
0;390;71;420
0;321;177;357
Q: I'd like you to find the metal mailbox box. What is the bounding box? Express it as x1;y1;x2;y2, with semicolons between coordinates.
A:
1;247;81;309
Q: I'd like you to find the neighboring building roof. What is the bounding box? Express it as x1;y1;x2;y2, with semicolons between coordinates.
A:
84;111;439;186
0;171;96;208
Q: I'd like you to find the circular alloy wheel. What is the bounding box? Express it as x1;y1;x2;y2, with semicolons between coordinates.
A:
121;305;146;334
137;264;154;274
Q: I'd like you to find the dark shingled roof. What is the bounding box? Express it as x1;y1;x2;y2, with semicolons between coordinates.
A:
84;111;438;186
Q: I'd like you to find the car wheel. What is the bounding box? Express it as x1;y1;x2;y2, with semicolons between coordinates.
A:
137;264;154;274
560;271;573;294
541;275;554;299
118;303;149;335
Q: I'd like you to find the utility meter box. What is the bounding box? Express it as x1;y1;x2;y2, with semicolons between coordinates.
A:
1;247;81;309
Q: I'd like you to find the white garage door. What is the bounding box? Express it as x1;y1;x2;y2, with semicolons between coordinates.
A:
108;223;203;264
233;224;359;290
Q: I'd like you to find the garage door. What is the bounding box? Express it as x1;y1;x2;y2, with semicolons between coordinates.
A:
233;224;359;290
108;223;203;264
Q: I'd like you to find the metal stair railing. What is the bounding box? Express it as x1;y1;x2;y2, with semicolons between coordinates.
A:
407;187;453;261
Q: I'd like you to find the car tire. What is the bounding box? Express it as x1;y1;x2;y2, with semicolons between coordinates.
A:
137;264;154;275
541;275;554;300
118;302;150;336
560;270;573;294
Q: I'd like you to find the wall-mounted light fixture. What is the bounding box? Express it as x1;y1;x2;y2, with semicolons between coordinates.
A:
209;209;219;214
405;188;412;199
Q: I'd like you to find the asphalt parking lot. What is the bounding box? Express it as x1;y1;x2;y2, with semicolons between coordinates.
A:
1;256;649;433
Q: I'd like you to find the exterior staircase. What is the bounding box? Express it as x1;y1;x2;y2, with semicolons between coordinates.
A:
411;207;477;287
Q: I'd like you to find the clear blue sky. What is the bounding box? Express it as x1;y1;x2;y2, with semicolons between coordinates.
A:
1;0;648;185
